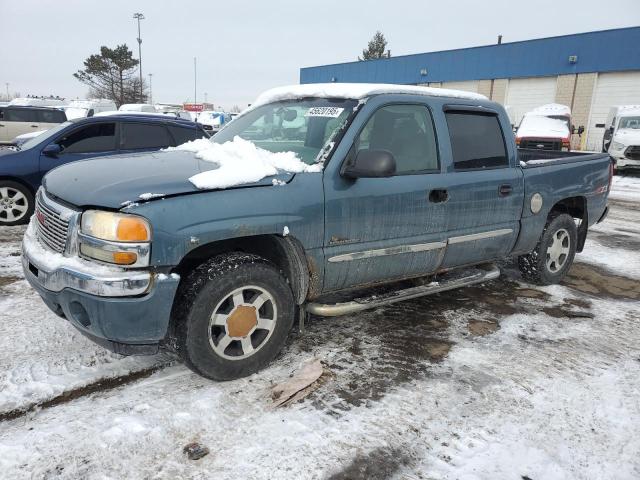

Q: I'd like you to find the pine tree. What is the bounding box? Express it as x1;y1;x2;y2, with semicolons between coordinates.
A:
359;31;388;61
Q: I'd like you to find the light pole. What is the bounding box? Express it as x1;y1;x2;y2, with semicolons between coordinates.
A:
133;12;145;103
193;57;197;105
148;73;153;104
5;83;8;101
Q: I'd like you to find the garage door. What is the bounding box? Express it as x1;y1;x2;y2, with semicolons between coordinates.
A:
441;81;479;93
505;77;558;125
585;71;640;151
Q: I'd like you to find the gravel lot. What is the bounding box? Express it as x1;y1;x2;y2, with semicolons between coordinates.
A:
0;176;639;480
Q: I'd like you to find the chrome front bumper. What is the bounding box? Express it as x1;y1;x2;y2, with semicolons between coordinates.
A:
22;228;152;297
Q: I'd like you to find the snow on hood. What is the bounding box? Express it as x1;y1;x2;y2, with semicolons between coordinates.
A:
613;128;640;145
250;83;486;110
173;136;321;190
517;115;569;139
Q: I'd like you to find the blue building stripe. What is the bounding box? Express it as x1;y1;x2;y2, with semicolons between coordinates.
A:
300;27;640;85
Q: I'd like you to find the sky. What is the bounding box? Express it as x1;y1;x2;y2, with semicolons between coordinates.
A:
1;0;639;110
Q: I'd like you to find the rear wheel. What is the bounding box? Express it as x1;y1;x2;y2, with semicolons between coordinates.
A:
0;181;34;226
518;213;577;285
173;253;295;380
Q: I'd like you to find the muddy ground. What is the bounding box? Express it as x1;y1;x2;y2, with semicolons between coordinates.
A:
0;186;639;479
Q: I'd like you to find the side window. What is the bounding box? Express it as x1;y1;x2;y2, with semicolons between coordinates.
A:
356;104;439;174
121;123;173;149
56;123;116;154
5;108;38;123
445;112;508;170
168;125;199;145
38;109;66;124
0;108;4;121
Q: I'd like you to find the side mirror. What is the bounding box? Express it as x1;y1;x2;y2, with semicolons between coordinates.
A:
609;125;614;133
42;144;62;157
578;126;585;135
571;124;576;134
342;149;396;179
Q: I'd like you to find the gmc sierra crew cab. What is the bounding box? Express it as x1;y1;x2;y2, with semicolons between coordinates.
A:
21;84;612;380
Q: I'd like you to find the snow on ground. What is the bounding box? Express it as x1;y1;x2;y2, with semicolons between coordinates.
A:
0;176;638;479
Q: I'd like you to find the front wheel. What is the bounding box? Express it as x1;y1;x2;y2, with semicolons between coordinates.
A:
518;213;578;285
0;181;34;226
173;253;295;381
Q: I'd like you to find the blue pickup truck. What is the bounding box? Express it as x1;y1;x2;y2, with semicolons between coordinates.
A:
21;84;612;380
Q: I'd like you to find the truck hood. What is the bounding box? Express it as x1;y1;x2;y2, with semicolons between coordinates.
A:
43;149;295;209
613;128;640;146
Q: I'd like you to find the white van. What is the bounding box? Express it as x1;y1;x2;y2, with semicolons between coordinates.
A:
64;99;117;119
601;105;640;152
0;106;67;143
605;106;640;172
118;103;156;113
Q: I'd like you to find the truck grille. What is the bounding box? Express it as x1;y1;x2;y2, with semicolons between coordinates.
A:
35;194;69;253
519;139;562;151
624;146;640;160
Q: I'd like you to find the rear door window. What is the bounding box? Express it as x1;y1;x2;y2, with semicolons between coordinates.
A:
5;108;38;123
445;112;508;170
121;123;173;149
56;122;117;154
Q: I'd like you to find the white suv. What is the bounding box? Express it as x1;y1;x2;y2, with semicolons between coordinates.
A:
606;107;640;172
0;106;67;143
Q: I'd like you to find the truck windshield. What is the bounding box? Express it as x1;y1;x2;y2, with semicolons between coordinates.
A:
618;116;640;129
213;99;357;165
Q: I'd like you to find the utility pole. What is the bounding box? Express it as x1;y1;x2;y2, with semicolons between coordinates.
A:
193;57;197;105
148;73;153;104
133;12;145;103
5;83;8;101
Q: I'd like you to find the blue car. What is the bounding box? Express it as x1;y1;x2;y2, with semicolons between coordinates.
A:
0;114;209;225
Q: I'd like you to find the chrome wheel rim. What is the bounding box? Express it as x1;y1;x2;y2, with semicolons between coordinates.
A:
0;187;29;223
546;228;570;273
208;285;277;360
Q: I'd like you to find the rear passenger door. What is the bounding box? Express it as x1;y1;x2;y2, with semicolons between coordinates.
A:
438;107;524;269
119;122;174;153
4;108;40;140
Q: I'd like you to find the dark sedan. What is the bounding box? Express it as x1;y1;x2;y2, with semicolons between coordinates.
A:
0;114;209;225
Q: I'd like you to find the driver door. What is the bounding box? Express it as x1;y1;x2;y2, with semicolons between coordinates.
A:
38;121;118;182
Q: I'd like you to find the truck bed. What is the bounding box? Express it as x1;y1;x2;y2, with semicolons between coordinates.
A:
518;148;611;167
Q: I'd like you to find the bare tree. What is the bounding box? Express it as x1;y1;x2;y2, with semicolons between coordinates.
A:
74;44;148;107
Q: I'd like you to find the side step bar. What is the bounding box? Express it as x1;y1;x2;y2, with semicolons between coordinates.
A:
306;264;501;317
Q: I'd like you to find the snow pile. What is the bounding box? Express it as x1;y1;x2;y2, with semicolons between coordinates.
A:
517;115;569;139
250;83;486;110
138;192;165;200
174;136;321;190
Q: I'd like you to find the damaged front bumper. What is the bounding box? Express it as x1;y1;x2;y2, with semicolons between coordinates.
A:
22;232;180;355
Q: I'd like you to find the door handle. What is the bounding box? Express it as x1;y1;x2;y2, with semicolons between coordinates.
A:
499;184;513;196
31;125;39;128
429;189;449;203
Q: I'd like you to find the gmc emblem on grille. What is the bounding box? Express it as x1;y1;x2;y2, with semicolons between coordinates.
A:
36;209;46;227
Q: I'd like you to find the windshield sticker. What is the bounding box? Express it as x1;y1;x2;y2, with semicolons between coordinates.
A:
305;107;344;118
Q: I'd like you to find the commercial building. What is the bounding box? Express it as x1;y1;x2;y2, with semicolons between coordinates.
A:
300;27;640;150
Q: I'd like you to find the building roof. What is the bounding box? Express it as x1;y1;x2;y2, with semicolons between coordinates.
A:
300;26;640;85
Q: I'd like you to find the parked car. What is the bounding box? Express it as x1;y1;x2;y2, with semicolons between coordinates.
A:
515;104;583;151
21;84;611;381
118;103;156;113
64;99;117;119
195;110;229;134
601;105;640;171
0;106;67;143
0;114;209;225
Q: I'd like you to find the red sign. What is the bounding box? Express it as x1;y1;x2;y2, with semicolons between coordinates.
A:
183;103;204;112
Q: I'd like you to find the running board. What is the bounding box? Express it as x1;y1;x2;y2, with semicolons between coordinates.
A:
306;264;501;317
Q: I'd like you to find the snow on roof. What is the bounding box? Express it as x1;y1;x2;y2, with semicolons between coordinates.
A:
251;83;487;108
617;106;640;117
530;103;571;116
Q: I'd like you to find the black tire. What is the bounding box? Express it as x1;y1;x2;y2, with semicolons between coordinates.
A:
518;213;578;286
173;252;295;381
0;180;34;226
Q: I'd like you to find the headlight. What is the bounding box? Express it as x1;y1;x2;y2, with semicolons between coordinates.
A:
81;210;151;242
610;141;625;151
80;211;151;266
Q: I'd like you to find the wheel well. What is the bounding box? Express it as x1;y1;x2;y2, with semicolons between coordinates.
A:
548;196;588;252
0;176;36;196
172;234;311;305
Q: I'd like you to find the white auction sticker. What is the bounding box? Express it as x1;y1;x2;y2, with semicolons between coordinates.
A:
305;107;344;118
